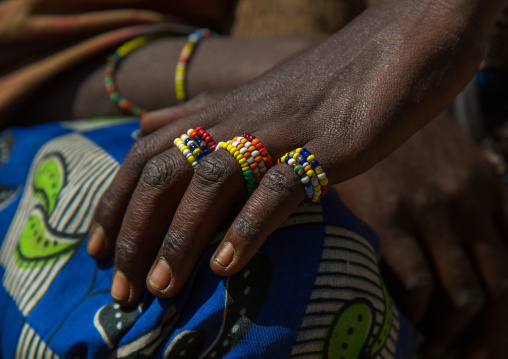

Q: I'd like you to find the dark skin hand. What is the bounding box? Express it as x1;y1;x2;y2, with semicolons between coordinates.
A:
334;113;508;358
86;0;506;327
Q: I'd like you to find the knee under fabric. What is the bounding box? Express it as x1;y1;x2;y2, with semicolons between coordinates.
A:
0;119;418;358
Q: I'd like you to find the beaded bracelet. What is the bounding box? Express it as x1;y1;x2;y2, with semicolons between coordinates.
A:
218;141;257;197
175;28;213;103
105;33;169;117
278;148;328;204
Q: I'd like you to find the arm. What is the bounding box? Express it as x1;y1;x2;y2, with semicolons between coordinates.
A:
88;0;507;309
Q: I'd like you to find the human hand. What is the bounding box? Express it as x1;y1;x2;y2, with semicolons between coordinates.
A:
86;0;506;308
334;113;508;357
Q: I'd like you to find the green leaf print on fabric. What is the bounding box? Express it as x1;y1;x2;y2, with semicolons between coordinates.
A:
323;299;374;359
33;154;65;215
15;210;80;268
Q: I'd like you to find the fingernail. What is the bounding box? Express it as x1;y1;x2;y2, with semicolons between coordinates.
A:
87;223;105;256
111;270;130;302
148;259;171;291
213;242;234;267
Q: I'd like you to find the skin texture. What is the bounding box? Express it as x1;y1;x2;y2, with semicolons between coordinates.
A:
82;0;508;355
7;34;324;126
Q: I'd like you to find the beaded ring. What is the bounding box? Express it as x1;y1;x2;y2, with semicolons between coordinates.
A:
175;28;213;103
195;126;217;151
174;127;216;171
278;148;328;204
105;33;169;117
217;141;257;197
240;134;274;170
229;135;273;184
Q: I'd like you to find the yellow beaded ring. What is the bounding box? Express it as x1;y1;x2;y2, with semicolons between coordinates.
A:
217;141;257;197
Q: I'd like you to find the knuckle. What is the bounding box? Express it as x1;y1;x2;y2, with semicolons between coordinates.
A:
140;154;175;189
116;235;142;263
450;288;485;315
161;229;192;255
404;272;434;297
194;154;234;188
260;166;300;196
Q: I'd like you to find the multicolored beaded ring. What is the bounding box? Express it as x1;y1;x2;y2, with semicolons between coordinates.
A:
278;148;328;204
174;127;215;171
229;135;273;184
217;141;257;198
175;28;213;103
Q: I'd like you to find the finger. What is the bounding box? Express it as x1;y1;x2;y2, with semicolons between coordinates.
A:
87;115;219;260
145;149;247;297
110;147;193;305
469;217;508;302
458;217;508;356
377;228;434;323
140;90;227;134
210;163;304;276
419;218;486;356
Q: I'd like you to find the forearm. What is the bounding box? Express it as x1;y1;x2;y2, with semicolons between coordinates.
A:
73;34;326;119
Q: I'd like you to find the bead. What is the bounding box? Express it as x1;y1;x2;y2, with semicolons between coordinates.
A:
305;183;314;196
301;176;310;184
251;150;260;158
306;170;315;177
255;143;264;151
254;156;263;163
311;176;319;187
315;166;323;174
320;178;329;186
317;172;327;180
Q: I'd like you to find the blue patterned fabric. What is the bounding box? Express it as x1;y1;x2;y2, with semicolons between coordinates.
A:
0;119;417;358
